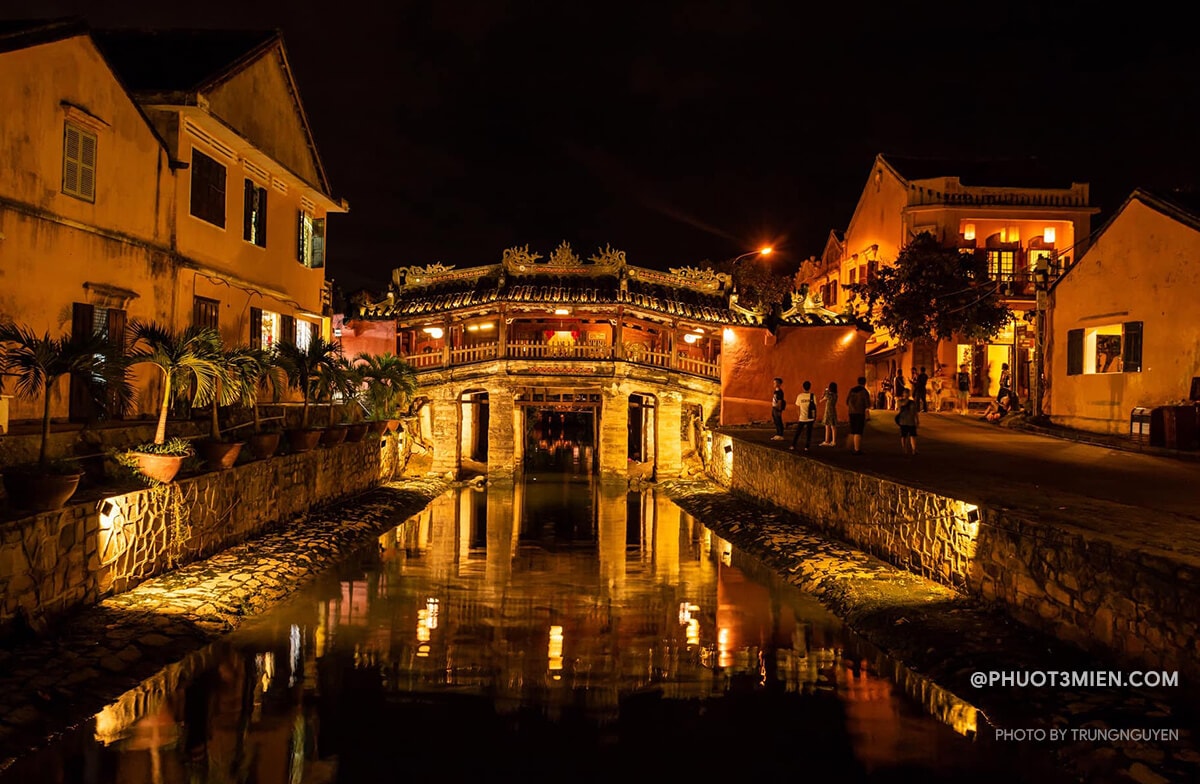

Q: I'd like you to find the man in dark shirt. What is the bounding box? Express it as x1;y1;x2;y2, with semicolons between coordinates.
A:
770;377;786;440
845;376;871;453
914;366;929;413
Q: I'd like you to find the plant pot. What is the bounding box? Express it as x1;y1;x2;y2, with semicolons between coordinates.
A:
2;470;82;512
386;419;401;433
343;422;370;443
129;452;186;484
286;428;323;453
320;425;348;447
366;420;389;437
247;432;282;460
197;439;245;470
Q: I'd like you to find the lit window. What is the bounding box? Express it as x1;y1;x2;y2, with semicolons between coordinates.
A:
62;123;98;202
987;250;1015;278
296;319;315;351
243;179;267;247
1066;322;1142;375
297;210;325;268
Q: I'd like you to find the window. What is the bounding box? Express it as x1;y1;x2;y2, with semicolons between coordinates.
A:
190;149;227;227
987;250;1015;278
296;319;316;351
1068;322;1143;375
250;307;281;349
193;296;219;330
297;211;325;268
62;123;97;202
243;179;268;247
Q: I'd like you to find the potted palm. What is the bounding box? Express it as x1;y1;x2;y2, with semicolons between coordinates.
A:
246;346;287;460
275;336;341;453
337;356;370;443
124;322;223;483
0;323;131;510
195;345;266;470
357;352;417;435
315;359;351;447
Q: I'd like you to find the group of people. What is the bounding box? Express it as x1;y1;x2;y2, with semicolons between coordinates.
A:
881;366;932;413
771;375;920;455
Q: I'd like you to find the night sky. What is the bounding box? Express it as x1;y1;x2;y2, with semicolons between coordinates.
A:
4;2;1198;290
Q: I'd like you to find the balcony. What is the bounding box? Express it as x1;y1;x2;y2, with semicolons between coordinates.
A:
402;339;720;380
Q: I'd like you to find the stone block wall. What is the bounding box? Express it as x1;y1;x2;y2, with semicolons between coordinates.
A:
710;437;1200;689
0;440;382;635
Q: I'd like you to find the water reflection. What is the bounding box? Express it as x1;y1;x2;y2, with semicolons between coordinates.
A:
3;477;1064;784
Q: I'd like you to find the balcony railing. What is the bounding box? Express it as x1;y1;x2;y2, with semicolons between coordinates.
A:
402;340;720;379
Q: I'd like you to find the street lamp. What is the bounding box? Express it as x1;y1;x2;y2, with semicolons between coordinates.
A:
729;247;773;264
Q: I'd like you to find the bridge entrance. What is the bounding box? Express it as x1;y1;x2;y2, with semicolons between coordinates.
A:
516;387;601;474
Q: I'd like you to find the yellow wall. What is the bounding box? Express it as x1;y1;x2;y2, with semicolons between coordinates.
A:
1047;197;1200;433
0;36;178;422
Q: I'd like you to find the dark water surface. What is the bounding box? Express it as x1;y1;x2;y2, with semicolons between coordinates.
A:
1;475;1068;784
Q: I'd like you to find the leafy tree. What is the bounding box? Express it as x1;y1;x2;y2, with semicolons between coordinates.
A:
707;257;794;313
845;232;1012;348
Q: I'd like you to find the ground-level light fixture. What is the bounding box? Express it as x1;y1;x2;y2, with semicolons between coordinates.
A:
723;443;733;454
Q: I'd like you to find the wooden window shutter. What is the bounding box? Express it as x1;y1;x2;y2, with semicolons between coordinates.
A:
250;306;263;349
243;179;255;242
106;308;127;353
79;132;97;200
71;302;94;342
281;314;296;346
258;186;267;247
1066;328;1084;376
63;125;80;195
1122;321;1143;373
297;210;307;262
312;217;325;268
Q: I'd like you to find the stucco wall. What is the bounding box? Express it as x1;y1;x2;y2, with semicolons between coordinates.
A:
1048;198;1200;433
710;437;1200;687
719;324;868;425
0;439;383;635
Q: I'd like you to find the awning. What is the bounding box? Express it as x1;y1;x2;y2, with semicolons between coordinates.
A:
865;342;900;361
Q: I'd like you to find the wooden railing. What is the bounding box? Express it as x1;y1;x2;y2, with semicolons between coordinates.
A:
403;340;719;378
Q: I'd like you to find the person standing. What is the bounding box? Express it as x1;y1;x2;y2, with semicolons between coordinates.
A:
892;370;907;409
819;381;839;446
770;377;786;441
790;380;817;451
894;389;920;454
845;377;871;454
999;362;1012;394
913;366;929;413
956;363;971;415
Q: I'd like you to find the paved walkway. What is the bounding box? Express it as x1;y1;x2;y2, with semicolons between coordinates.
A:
722;412;1200;564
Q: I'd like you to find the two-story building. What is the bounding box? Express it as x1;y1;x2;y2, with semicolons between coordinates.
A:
0;20;345;425
799;154;1098;407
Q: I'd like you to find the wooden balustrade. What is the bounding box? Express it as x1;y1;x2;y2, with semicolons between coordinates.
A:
401;340;718;378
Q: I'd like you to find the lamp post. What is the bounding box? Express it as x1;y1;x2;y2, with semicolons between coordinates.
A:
1031;258;1051;419
729;247;773;265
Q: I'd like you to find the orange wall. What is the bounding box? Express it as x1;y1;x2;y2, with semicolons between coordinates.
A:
719;325;868;425
335;316;397;357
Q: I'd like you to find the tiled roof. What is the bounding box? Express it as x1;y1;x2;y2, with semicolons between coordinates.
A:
92;28;278;94
357;269;866;330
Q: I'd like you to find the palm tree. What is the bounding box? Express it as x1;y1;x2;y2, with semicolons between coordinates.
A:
207;345;271;441
356;352;418;421
0;323;132;466
275;336;342;429
249;346;287;434
126;321;224;446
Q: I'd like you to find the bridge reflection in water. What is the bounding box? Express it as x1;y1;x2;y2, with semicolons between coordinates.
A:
5;478;1068;784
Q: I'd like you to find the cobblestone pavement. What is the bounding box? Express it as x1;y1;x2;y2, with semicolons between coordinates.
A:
659;479;1200;784
0;478;447;771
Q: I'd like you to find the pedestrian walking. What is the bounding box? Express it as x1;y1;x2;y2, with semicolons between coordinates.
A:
914;366;929;413
892;370;907;409
790;380;817;451
770;377;786;440
956;364;971;415
818;381;838;446
845;376;871;454
894;389;920;454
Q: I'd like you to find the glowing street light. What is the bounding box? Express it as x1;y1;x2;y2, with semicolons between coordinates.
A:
729;246;773;264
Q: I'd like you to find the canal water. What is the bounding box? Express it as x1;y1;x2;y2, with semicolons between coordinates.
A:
1;475;1068;784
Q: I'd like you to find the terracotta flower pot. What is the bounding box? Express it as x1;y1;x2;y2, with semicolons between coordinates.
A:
2;470;82;512
386;419;401;433
197;439;245;470
320;425;348;447
247;432;282;460
366;420;389;437
130;452;186;484
343;422;370;443
286;428;323;453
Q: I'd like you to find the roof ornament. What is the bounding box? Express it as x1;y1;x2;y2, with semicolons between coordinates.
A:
588;244;627;272
501;244;543;272
666;266;729;293
547;241;582;267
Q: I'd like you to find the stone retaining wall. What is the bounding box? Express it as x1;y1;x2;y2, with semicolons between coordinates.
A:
0;439;385;636
709;433;1200;690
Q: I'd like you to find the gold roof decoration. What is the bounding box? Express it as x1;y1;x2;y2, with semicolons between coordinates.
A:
588;244;628;271
666;266;731;293
392;261;483;290
547;241;582;267
501;244;544;272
